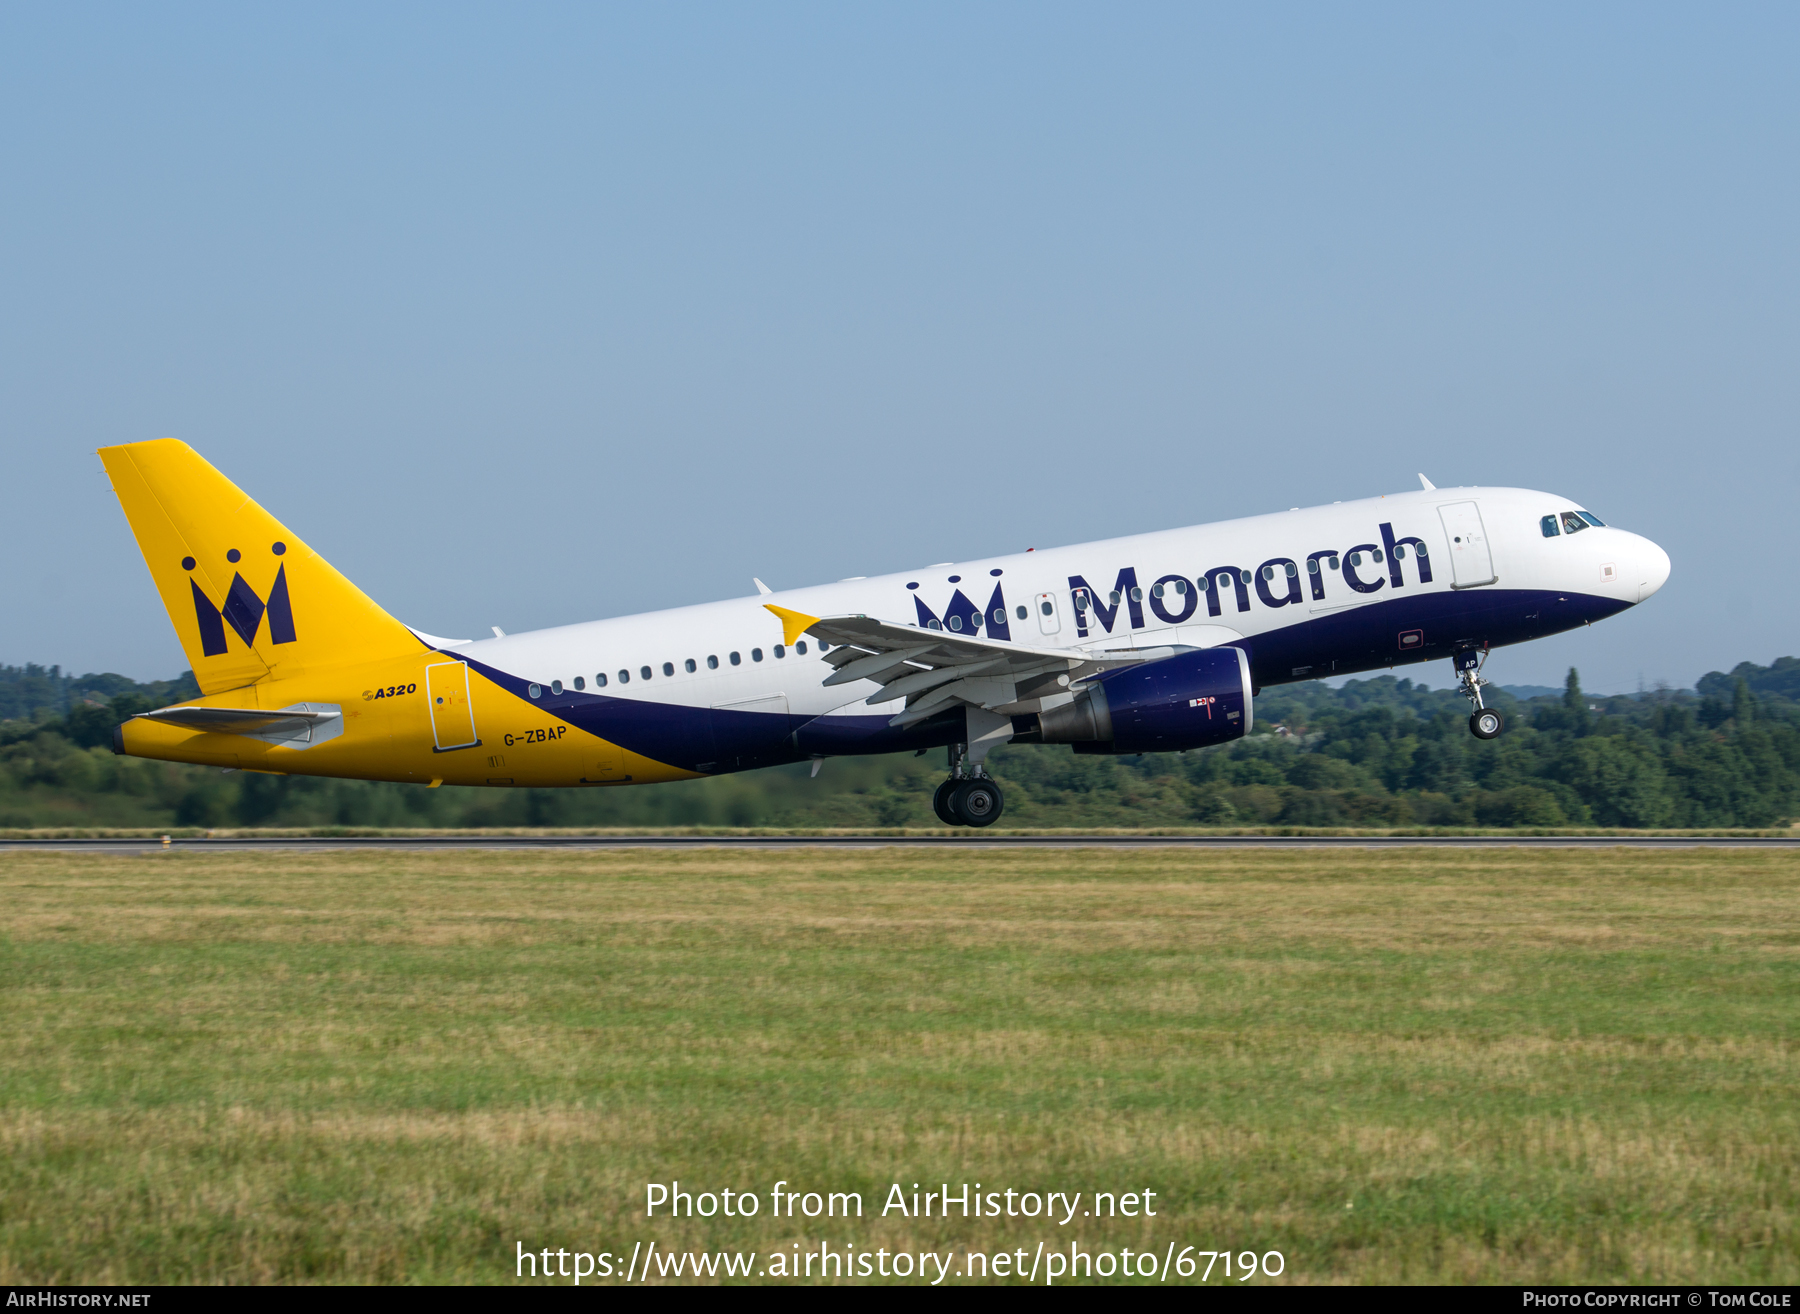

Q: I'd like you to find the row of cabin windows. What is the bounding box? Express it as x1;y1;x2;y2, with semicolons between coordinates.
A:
941;605;1030;633
1542;511;1605;537
526;639;825;699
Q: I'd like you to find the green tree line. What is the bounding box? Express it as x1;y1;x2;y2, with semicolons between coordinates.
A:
2;657;1796;830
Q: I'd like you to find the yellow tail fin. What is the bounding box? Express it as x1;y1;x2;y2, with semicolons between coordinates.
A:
99;439;423;694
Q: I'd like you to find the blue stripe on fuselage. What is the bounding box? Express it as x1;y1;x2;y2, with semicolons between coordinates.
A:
1240;588;1631;687
459;656;965;774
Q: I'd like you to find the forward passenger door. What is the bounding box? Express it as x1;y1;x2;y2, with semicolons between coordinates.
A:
1437;501;1498;589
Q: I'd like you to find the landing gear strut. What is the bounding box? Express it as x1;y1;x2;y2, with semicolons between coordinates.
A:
1457;648;1504;740
934;742;1005;828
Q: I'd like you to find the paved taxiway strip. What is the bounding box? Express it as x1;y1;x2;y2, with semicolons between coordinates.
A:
1;836;1792;853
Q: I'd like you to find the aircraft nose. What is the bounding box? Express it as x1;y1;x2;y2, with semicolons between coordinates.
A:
1636;538;1671;603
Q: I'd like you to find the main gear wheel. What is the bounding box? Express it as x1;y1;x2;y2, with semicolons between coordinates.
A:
933;778;961;826
953;778;1004;828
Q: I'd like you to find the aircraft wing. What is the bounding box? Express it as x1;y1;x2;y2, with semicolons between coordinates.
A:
769;606;1182;729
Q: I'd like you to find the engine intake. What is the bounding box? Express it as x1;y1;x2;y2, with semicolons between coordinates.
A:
1018;647;1253;755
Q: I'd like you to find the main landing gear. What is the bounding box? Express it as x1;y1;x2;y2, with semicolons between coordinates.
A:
933;743;1005;828
1456;648;1504;740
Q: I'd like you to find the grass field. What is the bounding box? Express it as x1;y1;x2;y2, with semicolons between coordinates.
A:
2;846;1796;1285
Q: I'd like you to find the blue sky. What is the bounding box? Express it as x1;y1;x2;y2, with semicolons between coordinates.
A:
3;5;1794;692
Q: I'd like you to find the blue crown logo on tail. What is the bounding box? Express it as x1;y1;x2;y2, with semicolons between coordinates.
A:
185;544;298;656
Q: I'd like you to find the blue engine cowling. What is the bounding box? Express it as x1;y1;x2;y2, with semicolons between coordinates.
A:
1029;647;1253;754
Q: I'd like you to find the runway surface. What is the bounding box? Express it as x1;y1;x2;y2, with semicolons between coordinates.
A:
2;834;1793;852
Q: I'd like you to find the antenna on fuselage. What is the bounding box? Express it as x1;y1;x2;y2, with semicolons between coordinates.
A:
1418;473;1437;491
753;578;773;595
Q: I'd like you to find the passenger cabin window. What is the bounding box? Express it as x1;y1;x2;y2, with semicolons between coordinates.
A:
551;680;563;695
640;665;653;680
595;673;608;687
707;655;719;669
1541;515;1560;537
618;670;629;684
752;648;764;662
795;641;807;655
685;658;697;673
774;644;786;658
1561;511;1589;535
528;683;541;699
662;662;674;677
730;652;741;665
573;676;585;691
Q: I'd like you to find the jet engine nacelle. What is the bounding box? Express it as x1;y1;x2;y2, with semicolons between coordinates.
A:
1023;647;1253;755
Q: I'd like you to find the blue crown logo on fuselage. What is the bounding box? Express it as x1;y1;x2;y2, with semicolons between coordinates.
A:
911;580;1012;640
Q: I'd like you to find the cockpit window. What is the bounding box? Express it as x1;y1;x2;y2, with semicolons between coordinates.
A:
1560;511;1590;535
1577;511;1605;528
1541;515;1560;538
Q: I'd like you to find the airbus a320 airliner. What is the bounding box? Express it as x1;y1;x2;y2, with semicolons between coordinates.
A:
102;441;1670;826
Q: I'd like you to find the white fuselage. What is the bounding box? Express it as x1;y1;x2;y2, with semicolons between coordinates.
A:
434;485;1669;721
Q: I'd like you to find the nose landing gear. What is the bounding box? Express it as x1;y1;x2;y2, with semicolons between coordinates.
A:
1456;648;1505;740
933;743;1006;828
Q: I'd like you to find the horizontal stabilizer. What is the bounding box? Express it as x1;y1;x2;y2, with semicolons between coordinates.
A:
134;702;344;748
138;706;337;732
